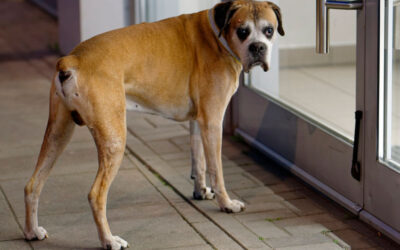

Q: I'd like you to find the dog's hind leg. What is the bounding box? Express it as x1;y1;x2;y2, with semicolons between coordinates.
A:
24;85;75;240
190;120;215;200
86;84;128;250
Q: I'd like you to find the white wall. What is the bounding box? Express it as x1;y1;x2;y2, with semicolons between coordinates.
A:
80;0;127;42
279;0;357;49
179;0;220;15
146;0;219;23
58;0;128;54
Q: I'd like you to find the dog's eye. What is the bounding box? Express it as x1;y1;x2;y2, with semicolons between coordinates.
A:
236;28;250;41
264;27;274;38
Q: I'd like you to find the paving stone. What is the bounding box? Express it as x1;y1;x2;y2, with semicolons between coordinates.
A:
138;126;189;141
283;199;324;216
273;213;350;235
122;211;206;249
244;202;287;214
222;165;245;176
172;202;209;224
161;152;190;161
145;115;185;127
209;215;270;249
19;203;207;250
126;137;157;159
233;186;274;200
192;221;243;250
332;229;377;249
269;179;305;194
222;158;240;167
127;113;155;132
274;214;341;228
246;169;283;186
170;135;190;146
161;245;213;250
147;140;182;155
167;158;191;168
344;218;381;239
226;155;257;166
0;240;31;250
325;232;351;249
242;220;290;239
277;190;306;201
265;234;333;249
284;223;330;236
0;141;100;181
3;168;166;218
225;173;260;190
175;143;191;153
0;199;23;241
173;166;194;178
276;242;344;250
241;193;285;204
234;209;296;223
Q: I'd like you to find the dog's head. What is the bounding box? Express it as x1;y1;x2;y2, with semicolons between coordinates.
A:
213;0;285;73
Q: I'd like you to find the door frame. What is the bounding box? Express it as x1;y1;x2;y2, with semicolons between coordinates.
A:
360;0;400;244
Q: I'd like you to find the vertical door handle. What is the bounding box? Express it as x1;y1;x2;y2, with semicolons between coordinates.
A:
351;111;363;181
316;0;363;54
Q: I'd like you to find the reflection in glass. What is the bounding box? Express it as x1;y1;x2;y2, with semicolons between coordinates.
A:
245;0;356;142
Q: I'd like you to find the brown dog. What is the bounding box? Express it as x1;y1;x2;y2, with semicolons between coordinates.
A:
24;1;284;249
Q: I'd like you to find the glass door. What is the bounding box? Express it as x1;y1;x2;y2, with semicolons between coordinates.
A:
234;0;364;213
362;0;400;242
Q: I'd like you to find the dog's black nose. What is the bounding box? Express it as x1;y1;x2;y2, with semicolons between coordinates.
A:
249;42;266;57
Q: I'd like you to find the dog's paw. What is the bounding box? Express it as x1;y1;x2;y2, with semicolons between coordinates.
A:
193;187;215;200
24;226;48;241
103;236;129;250
220;199;246;213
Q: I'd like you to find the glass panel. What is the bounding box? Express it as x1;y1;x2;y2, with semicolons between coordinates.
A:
244;0;357;142
380;0;400;170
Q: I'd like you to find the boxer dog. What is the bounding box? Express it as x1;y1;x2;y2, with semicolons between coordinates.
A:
24;0;284;249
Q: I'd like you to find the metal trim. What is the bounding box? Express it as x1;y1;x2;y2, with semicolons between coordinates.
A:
326;2;363;9
360;211;400;245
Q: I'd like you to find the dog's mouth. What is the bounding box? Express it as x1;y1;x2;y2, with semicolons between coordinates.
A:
244;61;269;73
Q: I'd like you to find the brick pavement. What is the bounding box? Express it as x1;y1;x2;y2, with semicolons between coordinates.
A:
1;1;400;249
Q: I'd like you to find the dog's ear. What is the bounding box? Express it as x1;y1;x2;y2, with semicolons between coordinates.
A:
214;1;240;37
268;2;285;36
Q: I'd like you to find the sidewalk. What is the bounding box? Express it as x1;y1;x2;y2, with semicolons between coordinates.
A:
0;1;399;249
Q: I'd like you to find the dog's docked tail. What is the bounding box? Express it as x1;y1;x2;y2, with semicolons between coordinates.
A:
54;55;85;126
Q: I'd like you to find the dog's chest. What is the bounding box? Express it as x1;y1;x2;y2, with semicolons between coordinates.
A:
125;96;194;122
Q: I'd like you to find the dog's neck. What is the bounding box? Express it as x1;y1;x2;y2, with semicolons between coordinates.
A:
208;9;241;63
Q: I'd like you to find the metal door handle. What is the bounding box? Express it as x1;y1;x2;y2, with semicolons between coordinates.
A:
351;111;363;181
316;0;363;54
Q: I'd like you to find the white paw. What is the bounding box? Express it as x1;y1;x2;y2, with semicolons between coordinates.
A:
24;226;48;241
103;236;129;250
204;187;215;200
220;199;246;213
193;187;215;200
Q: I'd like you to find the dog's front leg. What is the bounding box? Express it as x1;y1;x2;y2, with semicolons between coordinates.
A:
198;119;245;213
190;120;215;200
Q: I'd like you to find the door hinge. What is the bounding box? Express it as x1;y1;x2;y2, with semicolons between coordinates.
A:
351;110;363;181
